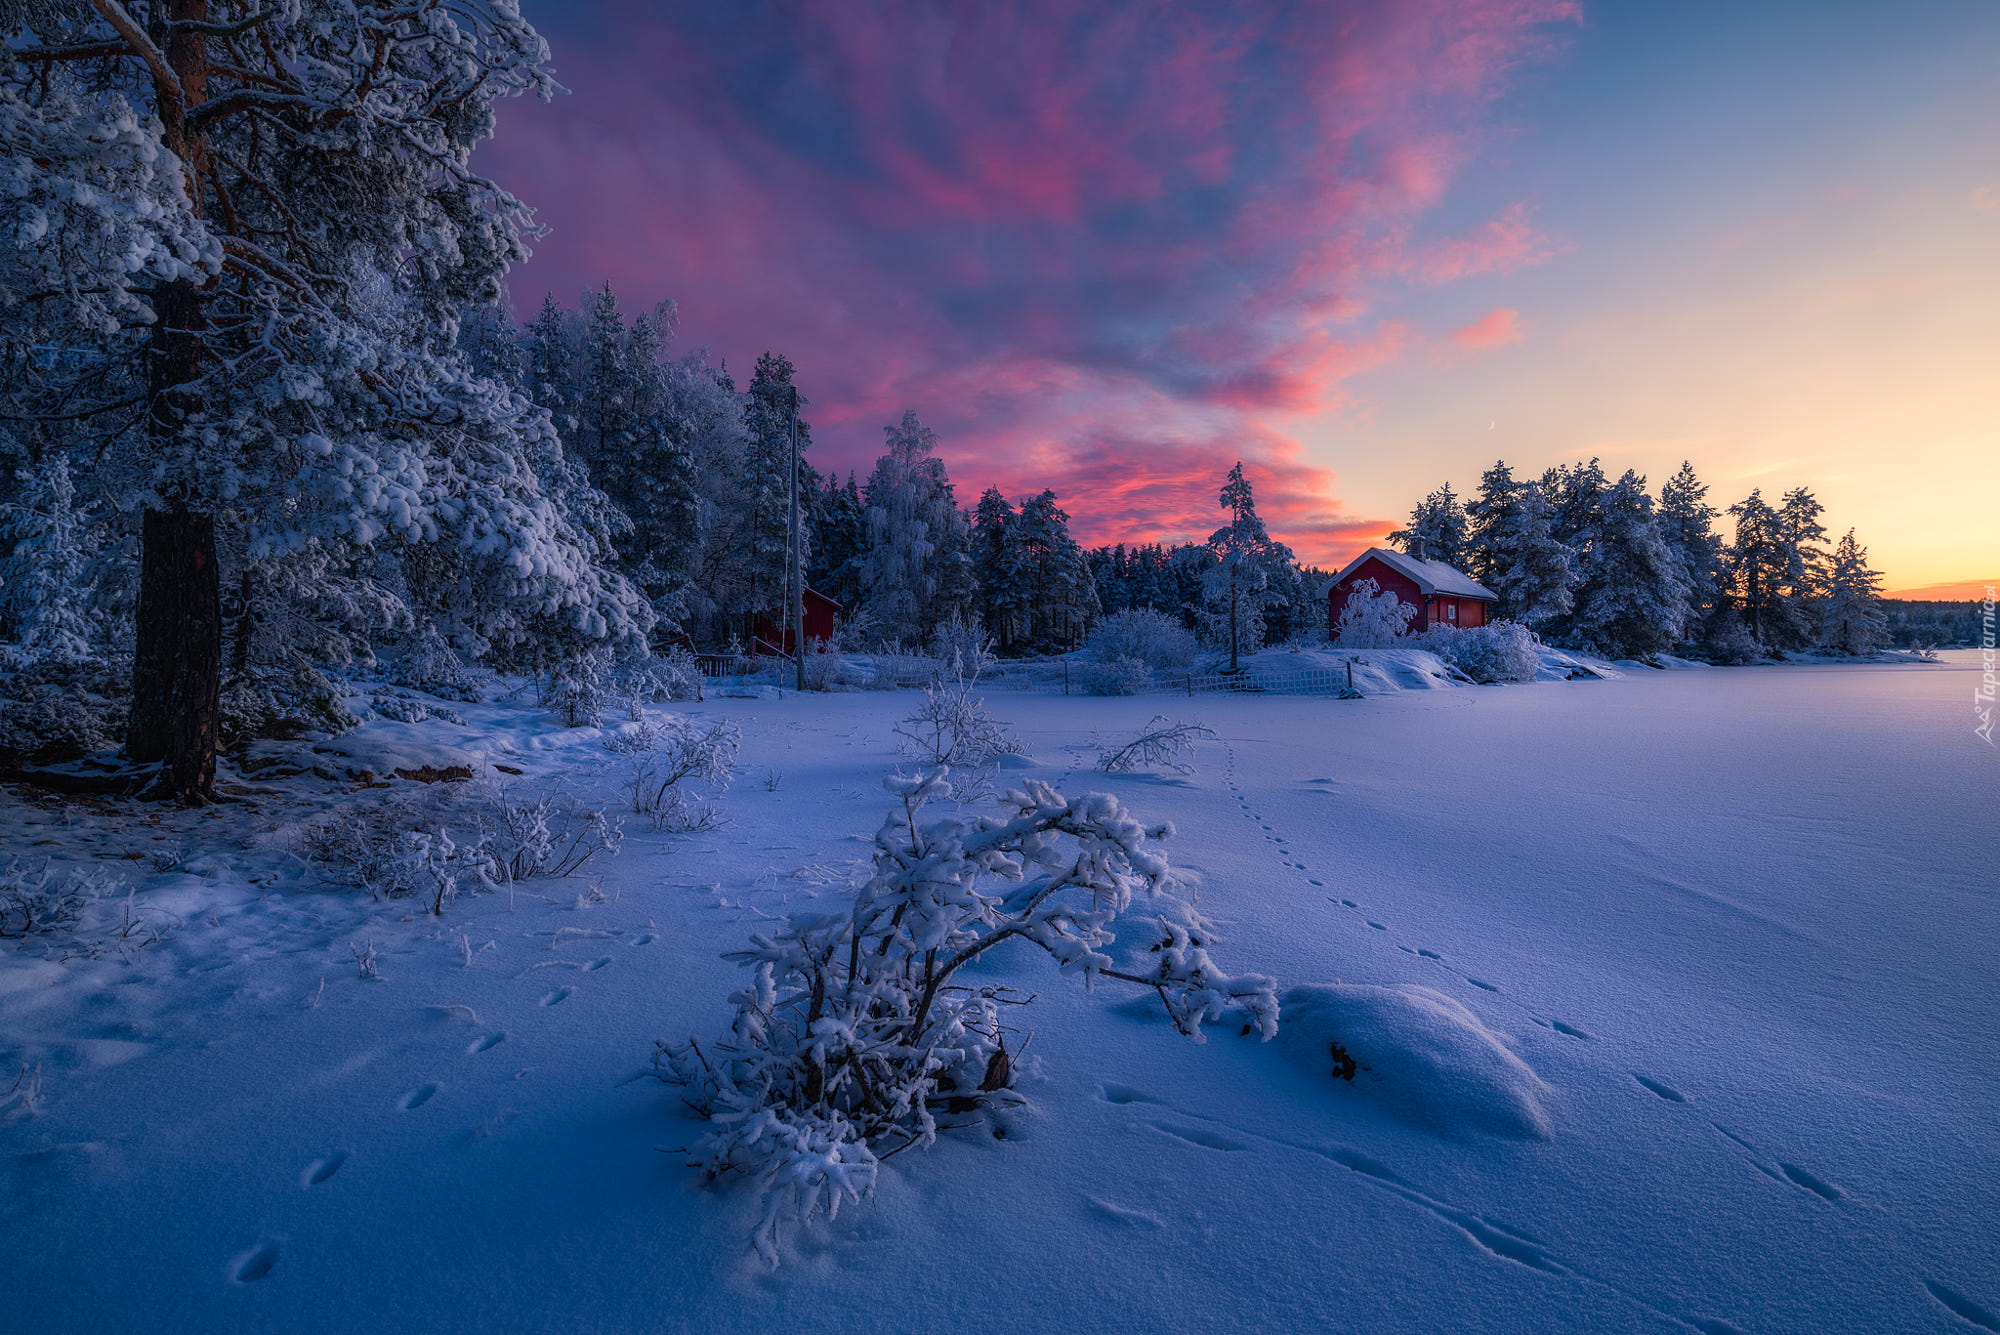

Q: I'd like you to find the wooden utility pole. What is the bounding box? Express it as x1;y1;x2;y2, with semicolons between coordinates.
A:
787;385;805;691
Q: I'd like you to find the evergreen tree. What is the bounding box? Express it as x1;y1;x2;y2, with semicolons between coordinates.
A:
1566;471;1689;659
1541;458;1610;548
854;411;969;646
1013;490;1097;650
808;472;869;616
1725;489;1787;649
971;488;1028;651
1203;463;1289;671
1;452;92;659
1466;461;1576;627
1657;461;1724;643
0;3;635;798
1774;486;1829;649
1820;529;1889;655
1390;483;1468;564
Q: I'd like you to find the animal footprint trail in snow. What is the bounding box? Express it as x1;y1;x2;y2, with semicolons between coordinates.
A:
300;1151;347;1187
228;1242;281;1284
397;1083;438;1111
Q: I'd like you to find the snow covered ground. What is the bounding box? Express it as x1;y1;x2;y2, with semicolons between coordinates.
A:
3;652;1994;1334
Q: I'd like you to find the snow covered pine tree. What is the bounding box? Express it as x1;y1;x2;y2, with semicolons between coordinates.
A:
2;1;642;799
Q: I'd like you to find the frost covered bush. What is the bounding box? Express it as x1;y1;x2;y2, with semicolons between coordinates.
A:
894;677;1020;766
1082;654;1150;695
1334;578;1417;648
605;717;740;831
546;649;614;727
396;627;483;703
0;860;113;938
0;657;128;765
1098;718;1216;774
929;614;996;682
1411;622;1541;684
1081;608;1199;675
218;662;361;749
293;780;620;913
655;769;1278;1263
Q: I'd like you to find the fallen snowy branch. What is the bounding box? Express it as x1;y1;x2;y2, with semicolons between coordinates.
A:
1097;717;1216;775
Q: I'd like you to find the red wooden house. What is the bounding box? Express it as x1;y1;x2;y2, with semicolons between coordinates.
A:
753;587;842;655
1321;546;1495;636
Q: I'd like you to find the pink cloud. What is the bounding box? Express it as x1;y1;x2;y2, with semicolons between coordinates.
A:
485;1;1577;563
1450;307;1529;350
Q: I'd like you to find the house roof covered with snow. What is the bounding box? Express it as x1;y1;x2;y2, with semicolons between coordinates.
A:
1318;546;1496;601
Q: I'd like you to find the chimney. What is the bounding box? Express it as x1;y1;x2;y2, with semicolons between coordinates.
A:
1412;534;1428;562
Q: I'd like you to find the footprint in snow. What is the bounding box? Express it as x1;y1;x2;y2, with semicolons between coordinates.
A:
1551;1021;1590;1039
1086;1197;1164;1228
1633;1074;1684;1103
1096;1084;1161;1106
1925;1280;2000;1332
1149;1122;1250;1153
540;987;572;1007
1467;978;1500;992
1777;1163;1842;1203
228;1242;281;1284
300;1152;346;1187
397;1083;439;1111
584;957;611;972
1417;949;1442;960
630;933;657;946
468;1033;505;1054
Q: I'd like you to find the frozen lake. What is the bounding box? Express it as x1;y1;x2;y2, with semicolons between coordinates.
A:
3;653;1994;1334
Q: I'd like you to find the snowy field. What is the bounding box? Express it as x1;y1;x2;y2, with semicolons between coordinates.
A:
3;652;1995;1335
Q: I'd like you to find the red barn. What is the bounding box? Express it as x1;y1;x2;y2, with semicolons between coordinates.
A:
754;587;843;655
1321;547;1495;637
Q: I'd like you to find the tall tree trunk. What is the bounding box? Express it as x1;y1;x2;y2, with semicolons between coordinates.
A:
125;6;218;801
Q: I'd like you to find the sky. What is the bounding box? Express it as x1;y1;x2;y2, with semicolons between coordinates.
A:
481;1;1999;590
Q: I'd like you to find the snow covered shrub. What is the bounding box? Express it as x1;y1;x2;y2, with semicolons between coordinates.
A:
292;781;619;912
219;661;360;749
0;655;129;765
653;646;706;703
1098;718;1216;774
894;677;1020;766
605;718;740;831
1411;622;1541;684
1082;654;1151;695
655;769;1279;1263
545;649;614;727
366;689;465;726
1334;578;1417;648
0;860;113;938
1082;608;1199;675
397;627;483;703
1697;607;1763;665
929;614;996;682
479;782;623;885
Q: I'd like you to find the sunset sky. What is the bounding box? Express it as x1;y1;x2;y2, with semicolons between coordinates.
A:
483;1;1999;590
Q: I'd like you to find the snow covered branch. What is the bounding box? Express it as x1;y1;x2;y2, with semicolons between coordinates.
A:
657;768;1277;1263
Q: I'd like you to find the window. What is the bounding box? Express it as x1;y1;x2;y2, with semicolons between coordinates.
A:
1447;602;1457;623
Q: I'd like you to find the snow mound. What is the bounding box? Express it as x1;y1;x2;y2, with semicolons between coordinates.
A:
1276;983;1553;1140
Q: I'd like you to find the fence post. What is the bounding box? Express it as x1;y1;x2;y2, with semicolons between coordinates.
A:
1064;659;1070;696
1347;660;1354;693
1186;671;1193;698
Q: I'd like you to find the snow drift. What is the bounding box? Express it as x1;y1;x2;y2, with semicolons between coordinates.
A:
1276;983;1553;1140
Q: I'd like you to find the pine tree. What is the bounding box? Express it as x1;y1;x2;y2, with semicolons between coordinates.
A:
808;472;869;616
1566;471;1689;659
1;452;92;659
1820;529;1889;655
1774;486;1829;649
1466;461;1576;627
0;2;633;800
1657;461;1724;644
1204;463;1286;671
971;488;1027;651
1390;483;1468;564
1725;489;1787;650
1013;490;1097;650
